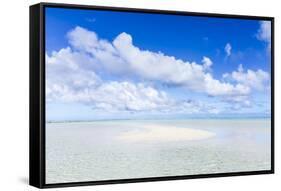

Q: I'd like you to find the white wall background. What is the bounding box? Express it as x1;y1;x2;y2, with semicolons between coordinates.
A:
0;0;279;190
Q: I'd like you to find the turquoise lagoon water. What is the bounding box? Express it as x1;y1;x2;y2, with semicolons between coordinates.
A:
46;119;271;183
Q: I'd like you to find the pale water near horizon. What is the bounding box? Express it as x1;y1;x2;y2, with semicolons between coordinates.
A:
46;119;271;184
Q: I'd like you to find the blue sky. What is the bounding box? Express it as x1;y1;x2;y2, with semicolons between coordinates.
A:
45;7;271;121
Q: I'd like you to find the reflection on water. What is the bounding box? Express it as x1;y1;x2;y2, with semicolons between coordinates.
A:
46;119;271;183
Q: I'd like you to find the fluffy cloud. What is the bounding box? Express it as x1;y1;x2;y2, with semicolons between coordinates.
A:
46;47;213;113
221;63;269;109
225;43;232;57
202;56;213;70
46;47;101;102
46;47;173;112
205;74;250;96
257;21;271;43
47;81;171;112
257;21;271;51
223;64;270;91
66;26;251;97
46;26;269;113
91;82;170;111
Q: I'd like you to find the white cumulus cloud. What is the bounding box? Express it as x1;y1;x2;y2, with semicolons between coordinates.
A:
66;26;251;97
46;47;214;113
46;26;270;113
223;64;270;91
202;56;213;70
225;43;232;57
257;21;271;52
46;49;173;112
257;21;271;43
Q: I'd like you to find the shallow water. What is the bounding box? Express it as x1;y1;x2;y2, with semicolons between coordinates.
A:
46;119;271;183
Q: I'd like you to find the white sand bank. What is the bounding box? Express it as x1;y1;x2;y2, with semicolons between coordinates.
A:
117;125;215;142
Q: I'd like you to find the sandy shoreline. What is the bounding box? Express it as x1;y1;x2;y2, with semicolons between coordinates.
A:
117;125;215;142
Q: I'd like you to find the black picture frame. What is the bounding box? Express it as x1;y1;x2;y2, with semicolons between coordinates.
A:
30;2;275;189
